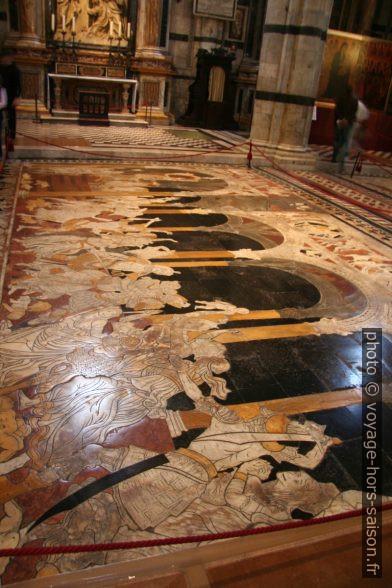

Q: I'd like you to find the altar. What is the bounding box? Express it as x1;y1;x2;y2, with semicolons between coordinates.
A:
47;72;138;117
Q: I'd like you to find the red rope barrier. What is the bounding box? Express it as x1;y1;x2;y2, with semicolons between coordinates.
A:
9;130;391;220
361;151;392;175
1;503;391;558
15;131;249;162
252;144;392;218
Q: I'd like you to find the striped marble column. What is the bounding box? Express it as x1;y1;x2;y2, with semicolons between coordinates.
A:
133;0;174;123
250;0;333;152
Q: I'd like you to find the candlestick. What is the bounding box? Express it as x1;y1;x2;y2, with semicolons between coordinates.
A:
118;19;122;38
62;14;65;32
127;22;131;39
109;20;114;38
51;13;55;33
72;16;76;34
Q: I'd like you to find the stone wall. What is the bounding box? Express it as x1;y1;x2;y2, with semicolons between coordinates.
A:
168;0;251;120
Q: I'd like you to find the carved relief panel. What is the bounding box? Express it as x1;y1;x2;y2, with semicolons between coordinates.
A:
53;0;130;47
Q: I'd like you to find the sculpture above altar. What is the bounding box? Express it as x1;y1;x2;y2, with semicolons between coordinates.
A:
53;0;131;47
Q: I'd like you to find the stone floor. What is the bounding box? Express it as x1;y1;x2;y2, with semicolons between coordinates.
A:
0;128;391;585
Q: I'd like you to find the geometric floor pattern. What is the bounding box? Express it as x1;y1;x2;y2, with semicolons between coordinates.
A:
310;143;392;163
0;160;391;584
16;121;226;150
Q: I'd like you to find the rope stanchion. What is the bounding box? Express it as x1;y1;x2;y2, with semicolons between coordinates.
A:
0;503;391;558
351;151;362;178
247;140;253;168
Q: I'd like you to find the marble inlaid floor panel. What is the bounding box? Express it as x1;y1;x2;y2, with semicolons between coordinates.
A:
15;121;229;151
0;161;391;584
260;167;392;247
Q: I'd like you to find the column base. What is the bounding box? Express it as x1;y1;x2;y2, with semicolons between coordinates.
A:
12;36;45;49
251;140;317;170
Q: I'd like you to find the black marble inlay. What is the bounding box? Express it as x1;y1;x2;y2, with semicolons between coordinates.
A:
306;405;362;441
224;317;320;329
173;428;206;449
29;454;169;531
328;437;364;490
166;392;195;411
322;334;362;373
255;90;314;107
217;390;245;405
291;508;314;520
141;213;228;227
307;448;361;491
148;179;228;192
273;370;330;396
170;196;201;205
236;382;287;403
328;434;392;495
264;24;327;40
156;230;264;252
194;35;221;43
219;333;365;403
221;354;286;404
169;32;189;42
175;265;320;310
289;336;362;390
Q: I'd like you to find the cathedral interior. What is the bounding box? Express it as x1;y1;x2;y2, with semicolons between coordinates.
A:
0;1;391;587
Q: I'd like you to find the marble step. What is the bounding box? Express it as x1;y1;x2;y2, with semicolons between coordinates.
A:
38;111;149;127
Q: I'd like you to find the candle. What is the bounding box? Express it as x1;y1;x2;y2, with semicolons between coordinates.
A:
51;13;55;32
109;20;114;38
62;14;65;32
127;22;131;39
118;19;122;38
72;16;76;34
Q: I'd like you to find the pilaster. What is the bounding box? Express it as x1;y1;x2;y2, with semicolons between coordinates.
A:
132;0;174;124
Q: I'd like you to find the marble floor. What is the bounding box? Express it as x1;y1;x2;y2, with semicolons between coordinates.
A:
12;120;235;153
0;155;391;585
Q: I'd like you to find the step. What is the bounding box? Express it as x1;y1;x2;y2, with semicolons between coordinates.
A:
39;112;148;127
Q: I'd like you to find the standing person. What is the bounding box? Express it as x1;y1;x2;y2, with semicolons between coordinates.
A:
332;84;358;173
0;49;21;152
0;74;8;171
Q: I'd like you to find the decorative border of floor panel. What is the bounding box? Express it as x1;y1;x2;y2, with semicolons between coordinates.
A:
258;167;392;248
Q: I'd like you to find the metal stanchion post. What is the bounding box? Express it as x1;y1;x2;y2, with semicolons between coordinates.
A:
33;94;41;123
351;151;361;177
247;140;253;168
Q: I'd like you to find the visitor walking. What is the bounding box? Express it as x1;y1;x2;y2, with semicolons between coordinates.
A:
0;49;21;152
0;74;8;171
332;84;358;173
